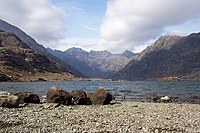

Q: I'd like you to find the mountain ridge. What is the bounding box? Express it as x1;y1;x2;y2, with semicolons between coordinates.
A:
0;19;83;77
47;47;135;78
0;30;82;81
114;33;200;80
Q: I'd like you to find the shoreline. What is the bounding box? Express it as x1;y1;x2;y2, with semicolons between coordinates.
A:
0;102;200;132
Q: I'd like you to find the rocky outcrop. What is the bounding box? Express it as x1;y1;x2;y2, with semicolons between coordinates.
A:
90;88;114;105
46;86;72;105
71;90;91;105
114;33;200;80
14;92;40;104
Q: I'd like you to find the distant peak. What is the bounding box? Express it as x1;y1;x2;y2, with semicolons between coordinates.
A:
89;50;111;54
122;50;135;58
68;47;83;50
89;50;112;56
65;47;86;52
64;47;88;56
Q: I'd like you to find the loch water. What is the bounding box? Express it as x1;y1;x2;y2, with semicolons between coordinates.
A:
0;80;200;103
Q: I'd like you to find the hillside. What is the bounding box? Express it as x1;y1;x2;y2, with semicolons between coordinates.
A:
114;33;200;80
47;47;135;78
0;19;83;77
0;31;82;81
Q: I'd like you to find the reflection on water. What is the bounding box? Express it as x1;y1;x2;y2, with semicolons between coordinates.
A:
0;80;200;102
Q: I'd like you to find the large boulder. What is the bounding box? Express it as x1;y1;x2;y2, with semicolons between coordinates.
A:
14;92;40;104
90;88;114;105
47;86;72;105
0;91;20;108
71;90;91;105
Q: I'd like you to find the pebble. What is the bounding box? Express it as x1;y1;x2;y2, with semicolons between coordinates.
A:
0;102;200;132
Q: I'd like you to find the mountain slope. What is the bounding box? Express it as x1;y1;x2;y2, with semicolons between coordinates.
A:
114;33;200;80
0;31;81;81
47;47;135;78
0;19;83;77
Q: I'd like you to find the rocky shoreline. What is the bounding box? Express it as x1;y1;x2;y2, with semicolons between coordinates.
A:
0;87;200;132
0;102;199;132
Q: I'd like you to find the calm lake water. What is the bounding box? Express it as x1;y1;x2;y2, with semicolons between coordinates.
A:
0;80;200;102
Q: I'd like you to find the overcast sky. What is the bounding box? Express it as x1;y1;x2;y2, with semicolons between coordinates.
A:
0;0;200;53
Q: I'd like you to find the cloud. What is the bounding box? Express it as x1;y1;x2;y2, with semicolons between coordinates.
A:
0;0;66;46
79;24;98;32
98;0;200;53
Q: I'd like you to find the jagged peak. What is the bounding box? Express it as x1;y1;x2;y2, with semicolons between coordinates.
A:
89;50;112;57
122;50;135;58
133;35;183;61
64;47;89;56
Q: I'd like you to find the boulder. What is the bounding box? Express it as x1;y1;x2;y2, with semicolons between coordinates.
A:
46;86;72;105
90;88;114;105
14;92;40;104
0;91;20;108
71;90;91;105
86;92;94;98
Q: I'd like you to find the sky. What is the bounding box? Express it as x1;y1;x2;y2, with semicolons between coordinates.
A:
0;0;200;53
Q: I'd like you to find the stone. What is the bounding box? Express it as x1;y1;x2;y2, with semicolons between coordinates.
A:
0;92;20;108
40;95;47;103
14;92;40;104
90;88;114;105
46;86;72;105
147;93;159;102
160;96;172;103
0;91;11;96
71;90;91;105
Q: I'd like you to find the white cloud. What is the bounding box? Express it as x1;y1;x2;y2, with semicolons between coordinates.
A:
98;0;200;53
79;24;98;32
0;0;66;47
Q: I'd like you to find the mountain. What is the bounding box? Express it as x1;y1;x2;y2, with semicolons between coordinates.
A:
0;31;81;81
114;33;200;80
122;50;135;58
0;19;83;77
47;47;135;78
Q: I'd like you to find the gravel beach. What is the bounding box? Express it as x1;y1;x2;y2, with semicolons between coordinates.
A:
0;102;200;133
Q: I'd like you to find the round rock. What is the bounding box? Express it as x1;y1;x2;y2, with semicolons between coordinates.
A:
14;92;40;104
90;88;114;105
47;86;72;105
71;90;91;105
